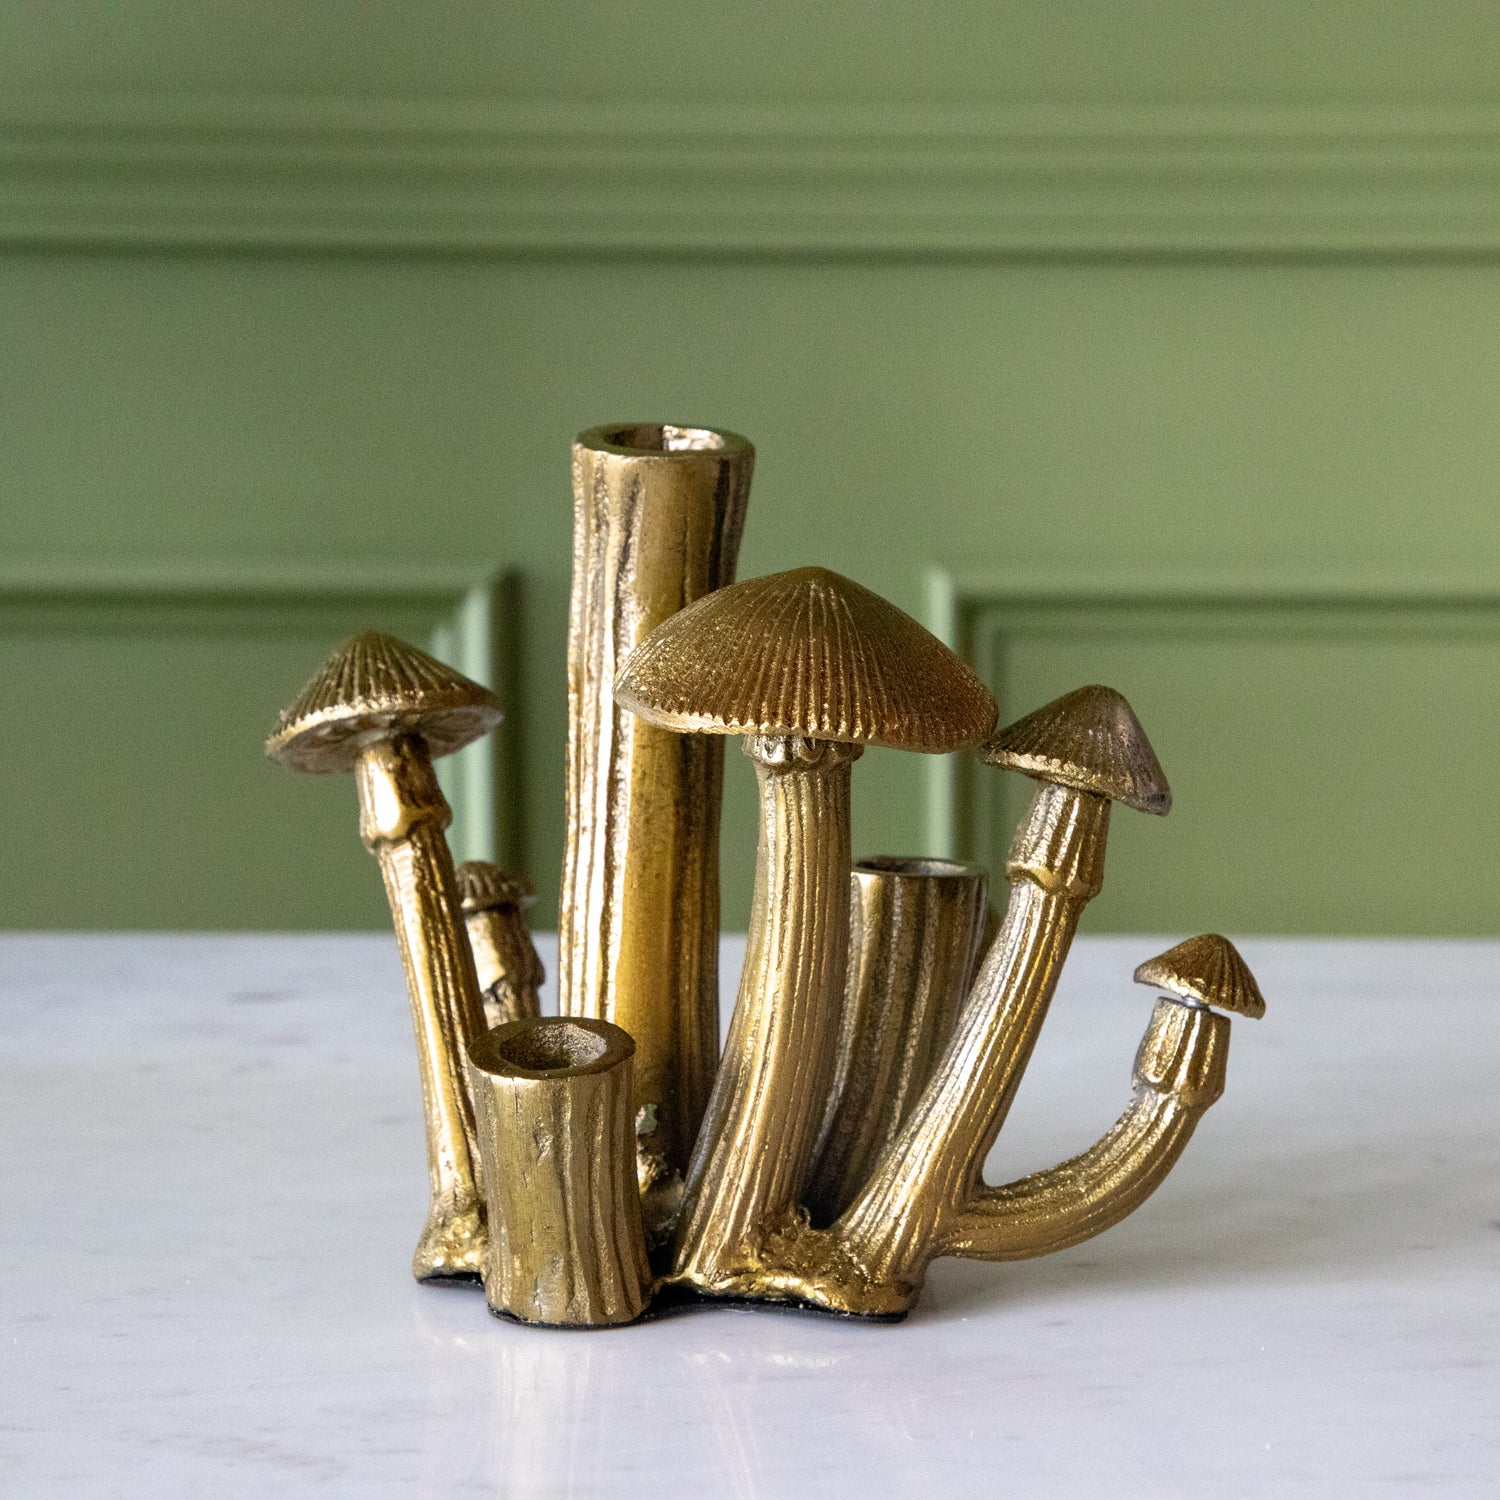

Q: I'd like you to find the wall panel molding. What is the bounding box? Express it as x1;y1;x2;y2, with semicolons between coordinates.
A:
925;568;1500;883
0;560;516;868
7;94;1500;256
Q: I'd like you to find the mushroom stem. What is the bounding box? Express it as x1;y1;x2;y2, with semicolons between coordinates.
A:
560;425;752;1180
356;733;490;1282
803;857;988;1227
944;998;1229;1260
466;906;543;1029
830;780;1110;1297
669;735;858;1294
458;868;544;1029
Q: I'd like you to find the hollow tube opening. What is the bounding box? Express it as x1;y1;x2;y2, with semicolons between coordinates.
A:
477;1018;614;1075
599;423;728;453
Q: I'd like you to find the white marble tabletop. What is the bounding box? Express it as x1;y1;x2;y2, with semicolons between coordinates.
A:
3;933;1496;1497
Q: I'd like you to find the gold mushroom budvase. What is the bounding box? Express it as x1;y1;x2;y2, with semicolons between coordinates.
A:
265;421;1269;1329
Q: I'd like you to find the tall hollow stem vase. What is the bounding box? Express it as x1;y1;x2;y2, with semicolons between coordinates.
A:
559;424;753;1183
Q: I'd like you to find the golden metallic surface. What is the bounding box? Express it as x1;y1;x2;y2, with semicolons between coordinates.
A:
560;423;753;1181
267;435;1266;1329
268;634;495;1282
980;683;1172;815
667;735;860;1295
467;1018;652;1327
455;861;544;1029
268;629;502;773
807;779;1116;1311
663;686;1255;1319
1135;932;1267;1018
616;565;997;752
943;997;1229;1261
619;568;997;1300
804;857;988;1226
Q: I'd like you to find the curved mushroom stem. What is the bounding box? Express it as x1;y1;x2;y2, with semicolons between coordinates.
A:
668;734;859;1296
737;779;1111;1315
944;998;1228;1260
829;780;1109;1296
356;733;489;1282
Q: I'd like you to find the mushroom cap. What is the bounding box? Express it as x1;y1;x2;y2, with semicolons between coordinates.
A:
1134;934;1266;1019
979;684;1170;814
614;566;997;753
454;860;536;914
266;631;502;773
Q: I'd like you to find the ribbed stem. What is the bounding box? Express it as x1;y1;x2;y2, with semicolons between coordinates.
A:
804;858;988;1225
357;735;489;1282
945;999;1229;1259
669;736;856;1292
468;1018;652;1326
559;424;753;1176
464;905;544;1029
832;782;1109;1292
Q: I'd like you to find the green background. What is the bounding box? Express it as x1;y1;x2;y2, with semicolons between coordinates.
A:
5;3;1500;934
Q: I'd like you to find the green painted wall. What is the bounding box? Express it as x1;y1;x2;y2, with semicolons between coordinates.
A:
5;5;1500;933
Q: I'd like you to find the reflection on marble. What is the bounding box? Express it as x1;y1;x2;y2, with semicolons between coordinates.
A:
3;934;1497;1496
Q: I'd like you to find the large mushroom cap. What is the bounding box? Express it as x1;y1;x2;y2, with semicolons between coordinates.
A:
614;566;997;753
979;684;1170;814
1134;933;1266;1019
454;860;536;914
266;631;502;774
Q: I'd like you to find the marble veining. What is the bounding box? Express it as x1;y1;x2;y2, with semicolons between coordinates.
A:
2;934;1496;1497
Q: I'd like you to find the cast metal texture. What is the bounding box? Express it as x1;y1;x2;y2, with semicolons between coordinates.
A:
265;430;1269;1328
617;566;997;1300
467;1017;652;1327
559;423;753;1189
804;856;989;1226
455;860;544;1028
268;632;498;1282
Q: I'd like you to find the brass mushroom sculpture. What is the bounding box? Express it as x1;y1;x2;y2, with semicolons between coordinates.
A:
263;423;1271;1330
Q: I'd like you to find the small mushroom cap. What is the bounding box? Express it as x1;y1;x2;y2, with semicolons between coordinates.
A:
266;631;502;773
1134;934;1266;1019
979;684;1170;814
614;566;997;753
454;861;536;914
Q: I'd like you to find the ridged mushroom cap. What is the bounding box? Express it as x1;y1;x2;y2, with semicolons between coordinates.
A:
454;861;536;914
979;684;1170;814
1134;934;1266;1019
614;566;997;753
266;631;502;773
